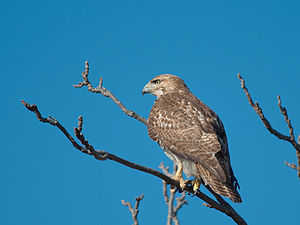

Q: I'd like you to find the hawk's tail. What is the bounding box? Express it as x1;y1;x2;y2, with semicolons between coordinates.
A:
207;176;242;203
196;165;242;203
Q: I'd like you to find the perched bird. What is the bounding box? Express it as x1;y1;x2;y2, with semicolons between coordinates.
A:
142;74;242;203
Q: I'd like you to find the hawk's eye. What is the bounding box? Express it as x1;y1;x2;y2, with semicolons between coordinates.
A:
153;80;160;85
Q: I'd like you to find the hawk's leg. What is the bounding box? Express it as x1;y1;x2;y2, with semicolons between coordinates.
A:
171;163;188;193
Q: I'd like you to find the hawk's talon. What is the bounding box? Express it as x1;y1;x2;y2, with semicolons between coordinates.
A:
171;179;188;193
186;180;200;196
191;189;199;197
192;180;200;192
179;179;189;190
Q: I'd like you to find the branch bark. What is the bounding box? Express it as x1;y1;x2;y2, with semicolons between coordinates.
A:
73;61;147;125
160;163;187;225
237;73;300;178
121;194;144;225
21;99;246;225
21;61;247;225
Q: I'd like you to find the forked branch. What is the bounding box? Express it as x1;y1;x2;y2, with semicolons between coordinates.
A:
21;100;246;224
237;73;300;177
21;62;247;225
121;194;144;225
73;61;147;125
160;163;187;225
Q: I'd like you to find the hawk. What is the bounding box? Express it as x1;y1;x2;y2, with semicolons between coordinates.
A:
142;74;242;203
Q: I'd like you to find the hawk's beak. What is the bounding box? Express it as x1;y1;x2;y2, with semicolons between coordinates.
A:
142;84;151;95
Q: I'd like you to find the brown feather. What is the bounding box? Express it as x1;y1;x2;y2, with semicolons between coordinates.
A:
145;74;241;203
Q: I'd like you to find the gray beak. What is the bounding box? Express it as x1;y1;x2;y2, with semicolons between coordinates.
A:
142;84;151;95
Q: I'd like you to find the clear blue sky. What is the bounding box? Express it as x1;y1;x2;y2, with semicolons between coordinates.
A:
1;0;299;224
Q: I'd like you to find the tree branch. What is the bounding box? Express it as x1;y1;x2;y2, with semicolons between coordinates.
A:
160;163;187;225
173;193;187;225
284;161;299;170
237;73;300;178
22;100;246;224
121;194;144;225
73;61;147;125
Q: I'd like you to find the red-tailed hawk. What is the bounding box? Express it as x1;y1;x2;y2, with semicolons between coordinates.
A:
142;74;242;203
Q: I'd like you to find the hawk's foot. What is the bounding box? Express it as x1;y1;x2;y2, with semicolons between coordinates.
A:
191;179;201;193
170;178;189;194
171;163;188;192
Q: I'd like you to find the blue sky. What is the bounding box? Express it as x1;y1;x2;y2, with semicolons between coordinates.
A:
1;0;300;224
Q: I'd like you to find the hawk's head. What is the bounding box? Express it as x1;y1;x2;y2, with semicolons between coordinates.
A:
142;74;190;98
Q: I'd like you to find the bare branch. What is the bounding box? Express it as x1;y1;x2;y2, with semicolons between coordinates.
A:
74;61;147;125
21;100;88;154
297;148;300;177
237;73;300;178
160;164;175;225
22;102;246;225
202;203;213;208
284;161;299;170
159;163;173;178
277;96;296;143
173;192;187;225
162;180;169;205
121;194;144;225
22;66;248;225
160;163;188;225
167;189;175;225
173;192;187;216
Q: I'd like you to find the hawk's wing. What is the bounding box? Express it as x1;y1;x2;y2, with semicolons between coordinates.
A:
147;93;232;183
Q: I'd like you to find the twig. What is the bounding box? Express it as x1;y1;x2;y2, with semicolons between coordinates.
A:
297;149;300;177
161;164;175;225
173;192;187;225
237;73;300;178
121;194;144;225
21;100;88;154
73;61;147;125
167;187;175;225
160;163;188;225
22;100;246;225
284;161;300;171
159;163;173;177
